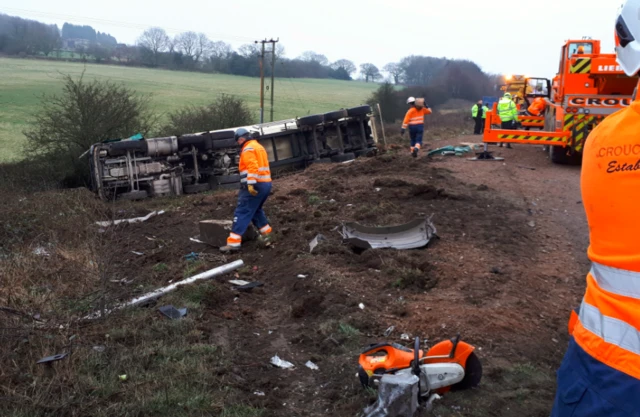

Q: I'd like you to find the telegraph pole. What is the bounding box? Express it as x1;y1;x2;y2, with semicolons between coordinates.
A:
255;39;266;123
255;38;279;123
269;38;279;122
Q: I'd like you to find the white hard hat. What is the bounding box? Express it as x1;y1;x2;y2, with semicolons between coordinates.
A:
407;96;416;104
615;0;640;76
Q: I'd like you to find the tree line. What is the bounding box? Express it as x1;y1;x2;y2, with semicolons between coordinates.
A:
0;13;504;91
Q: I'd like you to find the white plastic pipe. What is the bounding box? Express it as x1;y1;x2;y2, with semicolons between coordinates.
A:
83;259;244;320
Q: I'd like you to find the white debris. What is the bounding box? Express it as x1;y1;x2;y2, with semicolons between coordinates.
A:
132;251;144;256
309;234;327;253
359;303;365;310
305;361;319;371
528;221;536;228
270;355;294;369
297;274;307;279
95;210;165;227
190;237;206;244
254;391;265;396
400;333;410;341
384;326;395;337
229;280;251;286
33;247;50;257
375;188;381;192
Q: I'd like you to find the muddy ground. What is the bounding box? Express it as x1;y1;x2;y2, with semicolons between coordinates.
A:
0;134;588;417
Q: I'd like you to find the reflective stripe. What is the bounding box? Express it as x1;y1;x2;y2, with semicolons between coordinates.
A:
258;167;269;171
240;170;248;175
590;262;640;299
260;225;272;234
579;301;640;356
247;179;257;184
241;178;247;183
242;147;254;152
229;233;241;240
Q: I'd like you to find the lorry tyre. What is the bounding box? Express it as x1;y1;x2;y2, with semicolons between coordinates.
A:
331;152;355;163
549;146;570;165
346;105;372;117
211;130;236;140
324;109;348;121
297;114;324;126
184;183;211;194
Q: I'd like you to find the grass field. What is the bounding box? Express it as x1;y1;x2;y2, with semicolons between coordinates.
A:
0;58;379;162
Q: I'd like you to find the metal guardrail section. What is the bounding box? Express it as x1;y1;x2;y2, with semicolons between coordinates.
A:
340;218;437;250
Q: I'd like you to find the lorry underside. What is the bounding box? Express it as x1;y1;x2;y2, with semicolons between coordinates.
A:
89;105;377;201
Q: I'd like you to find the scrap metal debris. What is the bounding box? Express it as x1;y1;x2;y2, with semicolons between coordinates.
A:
384;326;395;337
234;281;264;292
309;234;327;253
270;355;295;369
340;217;437;250
95;210;165;227
158;305;188;320
305;361;319;370
37;353;68;364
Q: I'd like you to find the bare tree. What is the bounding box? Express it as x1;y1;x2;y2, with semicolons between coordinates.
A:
383;63;403;85
176;31;198;61
137;27;169;66
331;59;356;76
195;33;212;62
360;63;381;83
298;51;329;66
210;41;232;59
238;43;260;58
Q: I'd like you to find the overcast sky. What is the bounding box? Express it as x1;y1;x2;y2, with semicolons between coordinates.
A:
1;1;618;80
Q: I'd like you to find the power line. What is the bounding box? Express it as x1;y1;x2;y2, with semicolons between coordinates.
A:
0;7;256;44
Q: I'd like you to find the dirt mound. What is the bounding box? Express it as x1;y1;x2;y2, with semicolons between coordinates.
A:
2;143;579;417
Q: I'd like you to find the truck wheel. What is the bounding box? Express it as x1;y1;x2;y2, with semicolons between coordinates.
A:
210;174;241;185
549;146;570;165
211;138;238;149
346;105;371;117
331;152;355;163
211;130;236;140
184;183;211;194
324;109;348;121
297;114;324;127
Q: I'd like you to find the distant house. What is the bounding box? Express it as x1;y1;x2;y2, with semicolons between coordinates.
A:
62;38;91;50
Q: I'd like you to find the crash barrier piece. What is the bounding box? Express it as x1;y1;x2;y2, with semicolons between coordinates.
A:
340;217;437;250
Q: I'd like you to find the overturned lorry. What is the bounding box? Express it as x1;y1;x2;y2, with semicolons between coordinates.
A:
89;105;377;201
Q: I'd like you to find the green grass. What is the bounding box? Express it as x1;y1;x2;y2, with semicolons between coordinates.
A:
0;57;378;162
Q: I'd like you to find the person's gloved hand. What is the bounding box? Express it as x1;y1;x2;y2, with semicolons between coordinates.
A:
248;184;259;196
400;128;405;136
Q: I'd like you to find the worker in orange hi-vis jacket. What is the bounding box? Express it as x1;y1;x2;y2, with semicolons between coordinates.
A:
401;97;432;158
527;96;547;116
550;1;640;415
220;128;273;253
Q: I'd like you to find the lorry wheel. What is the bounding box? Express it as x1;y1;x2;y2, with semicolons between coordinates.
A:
346;105;371;117
211;138;238;149
297;114;324;126
549;146;570;165
324;109;348;121
331;152;355;163
184;183;211;194
211;130;236;140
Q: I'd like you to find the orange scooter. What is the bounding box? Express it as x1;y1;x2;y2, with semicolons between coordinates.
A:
358;334;482;399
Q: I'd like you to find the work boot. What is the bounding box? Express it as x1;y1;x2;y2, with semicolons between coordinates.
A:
506;144;512;149
258;234;272;247
412;148;419;158
219;245;241;253
498;143;503;148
